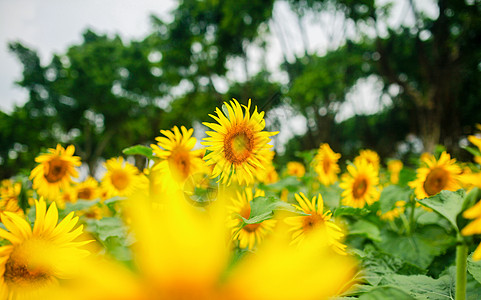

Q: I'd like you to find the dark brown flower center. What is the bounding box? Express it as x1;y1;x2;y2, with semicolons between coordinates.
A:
224;126;255;165
423;167;449;196
77;188;94;200
44;158;68;183
169;148;191;180
353;178;368;199
4;255;49;286
323;158;331;173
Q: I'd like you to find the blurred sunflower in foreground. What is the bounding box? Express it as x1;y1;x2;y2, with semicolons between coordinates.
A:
409;151;461;199
29;144;81;200
202;99;278;186
0;199;91;299
47;189;356;300
340;159;380;208
314;143;341;186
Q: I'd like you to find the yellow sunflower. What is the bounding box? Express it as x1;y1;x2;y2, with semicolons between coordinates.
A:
151;126;207;191
287;161;305;178
0;180;23;218
0;198;91;299
377;200;406;221
29;144;81;200
76;176;99;200
314;143;341;186
462;199;481;260
202;98;278;186
339;159;380;208
285;193;346;254
254;150;278;184
101;157;145;198
54;186;78;209
409;151;461;199
229;188;277;249
354;149;380;171
468;130;481;165
387;160;403;184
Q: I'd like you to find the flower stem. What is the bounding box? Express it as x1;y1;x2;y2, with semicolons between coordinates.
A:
455;235;468;300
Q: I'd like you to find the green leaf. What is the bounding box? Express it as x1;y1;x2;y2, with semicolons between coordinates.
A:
317;184;343;209
86;217;129;241
261;177;302;193
379;185;411;214
359;286;415;300
348;220;381;242
242;196;307;225
417;190;465;232
334;206;370;218
468;253;481;285
103;236;133;262
122;145;155;160
379;273;454;300
61;200;99;218
375;225;456;270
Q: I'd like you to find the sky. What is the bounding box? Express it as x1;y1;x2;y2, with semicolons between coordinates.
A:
0;0;437;119
0;0;176;112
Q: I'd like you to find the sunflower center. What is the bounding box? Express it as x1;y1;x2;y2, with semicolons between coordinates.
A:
3;242;51;287
323;158;331;173
169;147;191;180
44;158;68;183
77;188;94;200
352;178;368;199
111;170;130;191
224;126;255;165
423;167;449;196
302;213;324;231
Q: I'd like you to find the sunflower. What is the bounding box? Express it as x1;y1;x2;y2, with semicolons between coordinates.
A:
76;177;99;200
339;159;380;208
314;143;341;186
0;198;91;299
285;193;346;254
55;186;78;209
409;151;461;199
468;129;481;165
287;162;305;178
377;200;406;221
229;189;277;249
0;180;23;218
354;149;380;171
29;144;81;200
151;126;206;186
387;160;403;184
101;157;145;198
202;99;278;186
461;199;481;260
254;150;278;184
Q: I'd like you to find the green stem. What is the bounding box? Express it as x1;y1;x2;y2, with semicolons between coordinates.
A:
409;194;416;234
455;235;468;300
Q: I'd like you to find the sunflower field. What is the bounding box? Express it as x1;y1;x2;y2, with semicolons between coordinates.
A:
0;98;479;300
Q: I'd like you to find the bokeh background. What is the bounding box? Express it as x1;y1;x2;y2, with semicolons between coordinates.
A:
0;0;480;179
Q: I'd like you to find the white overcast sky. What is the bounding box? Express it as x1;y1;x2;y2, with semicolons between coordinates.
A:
0;0;437;118
0;0;177;112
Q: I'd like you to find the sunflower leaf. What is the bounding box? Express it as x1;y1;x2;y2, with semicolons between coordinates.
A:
417;190;465;232
333;206;370;218
468;253;481;285
242;196;307;225
379;185;411;214
122;145;155;160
